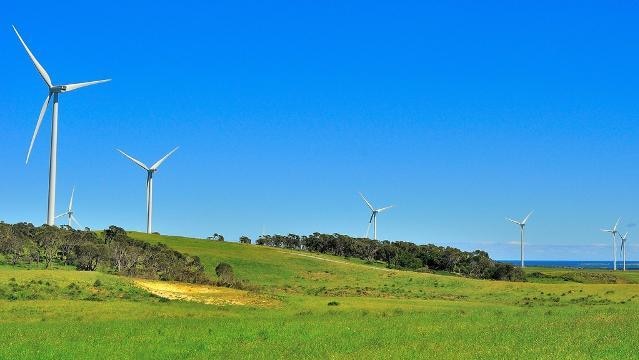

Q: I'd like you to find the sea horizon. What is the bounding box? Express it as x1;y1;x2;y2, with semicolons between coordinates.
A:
498;260;638;270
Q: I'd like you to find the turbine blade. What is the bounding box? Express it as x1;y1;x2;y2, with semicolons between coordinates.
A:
26;94;51;164
377;205;394;213
150;146;179;170
506;218;521;225
62;79;111;92
359;192;374;211
71;215;82;228
365;221;371;238
369;213;374;223
69;186;75;211
116;149;149;170
12;26;53;88
614;218;621;231
601;229;612;233
55;213;67;219
522;210;534;224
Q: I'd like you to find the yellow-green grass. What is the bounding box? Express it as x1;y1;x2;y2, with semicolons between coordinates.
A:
126;232;639;306
1;232;639;359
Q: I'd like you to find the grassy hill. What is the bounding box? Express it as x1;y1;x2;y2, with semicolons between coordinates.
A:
1;232;638;358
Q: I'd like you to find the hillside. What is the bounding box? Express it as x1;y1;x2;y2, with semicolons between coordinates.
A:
127;232;639;306
1;232;638;358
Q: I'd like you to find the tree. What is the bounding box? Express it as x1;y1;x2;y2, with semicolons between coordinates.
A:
0;222;212;284
35;225;63;268
104;226;127;245
208;233;224;241
0;223;26;265
74;241;107;271
255;231;523;281
239;236;251;244
377;243;397;268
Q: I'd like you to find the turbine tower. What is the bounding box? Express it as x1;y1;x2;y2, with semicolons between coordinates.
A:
506;211;533;268
601;218;621;271
620;231;629;272
13;26;110;225
55;186;81;228
359;193;393;241
117;147;179;234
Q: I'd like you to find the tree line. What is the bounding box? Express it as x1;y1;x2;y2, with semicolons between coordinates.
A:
0;223;209;284
255;233;524;281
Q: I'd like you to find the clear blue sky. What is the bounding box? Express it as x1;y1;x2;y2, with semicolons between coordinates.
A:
2;1;639;260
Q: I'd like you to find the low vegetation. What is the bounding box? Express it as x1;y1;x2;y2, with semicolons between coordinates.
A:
0;268;155;302
256;233;524;281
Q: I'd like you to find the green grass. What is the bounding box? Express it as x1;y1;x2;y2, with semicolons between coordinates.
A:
1;232;638;359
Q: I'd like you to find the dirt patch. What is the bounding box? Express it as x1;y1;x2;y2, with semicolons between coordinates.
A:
133;279;278;307
299;271;333;281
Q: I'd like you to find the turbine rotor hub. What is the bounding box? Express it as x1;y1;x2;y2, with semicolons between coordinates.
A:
50;85;66;93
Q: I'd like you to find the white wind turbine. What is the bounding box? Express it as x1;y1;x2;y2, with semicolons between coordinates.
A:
55;186;81;228
13;26;110;225
506;211;533;268
117;147;179;234
359;193;393;241
620;231;629;272
601;218;621;271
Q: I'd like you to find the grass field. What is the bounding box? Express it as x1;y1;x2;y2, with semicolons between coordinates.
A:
1;232;638;359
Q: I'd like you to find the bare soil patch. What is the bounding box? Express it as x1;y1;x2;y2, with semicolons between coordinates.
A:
133;279;277;306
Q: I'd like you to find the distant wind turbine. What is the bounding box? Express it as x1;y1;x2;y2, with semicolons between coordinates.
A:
12;26;110;225
601;218;621;271
506;211;533;268
620;231;629;272
359;192;393;241
117;147;179;234
55;186;81;228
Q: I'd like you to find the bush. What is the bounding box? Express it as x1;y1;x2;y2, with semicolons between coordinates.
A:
327;301;339;306
215;263;234;278
214;263;249;289
215;263;235;286
0;223;211;284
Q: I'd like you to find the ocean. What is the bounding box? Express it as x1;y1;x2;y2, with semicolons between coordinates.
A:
498;260;638;270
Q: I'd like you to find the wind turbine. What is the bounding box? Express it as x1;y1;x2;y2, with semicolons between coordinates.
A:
55;186;81;228
620;231;629;272
13;26;110;225
117;147;179;234
601;218;621;271
359;193;393;241
506;211;533;268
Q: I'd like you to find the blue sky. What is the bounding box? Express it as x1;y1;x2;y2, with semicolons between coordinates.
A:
2;1;639;260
